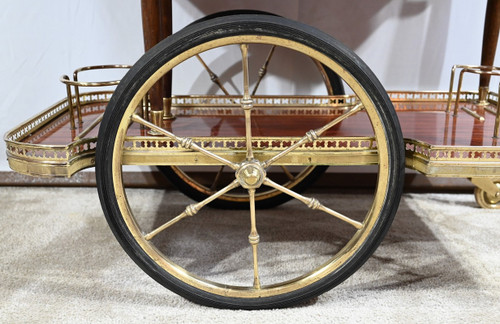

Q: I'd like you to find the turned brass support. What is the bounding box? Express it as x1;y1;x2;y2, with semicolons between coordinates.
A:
60;65;131;135
461;107;485;121
470;178;500;198
147;110;164;135
447;65;500;138
446;65;500;115
72;72;83;125
485;82;500;138
478;86;490;106
163;97;175;120
74;113;104;140
142;95;149;120
61;75;76;130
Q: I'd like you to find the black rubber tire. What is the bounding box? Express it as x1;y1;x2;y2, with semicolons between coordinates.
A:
157;10;343;209
96;14;404;309
185;10;279;26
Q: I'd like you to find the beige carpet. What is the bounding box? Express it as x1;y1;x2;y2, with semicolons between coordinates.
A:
1;187;499;323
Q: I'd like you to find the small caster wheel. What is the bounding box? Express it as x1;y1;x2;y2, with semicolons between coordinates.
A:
474;181;500;209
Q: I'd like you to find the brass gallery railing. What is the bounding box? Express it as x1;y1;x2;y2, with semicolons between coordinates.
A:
5;89;500;178
4;64;500;181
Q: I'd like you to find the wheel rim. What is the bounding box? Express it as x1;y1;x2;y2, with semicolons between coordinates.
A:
109;35;392;298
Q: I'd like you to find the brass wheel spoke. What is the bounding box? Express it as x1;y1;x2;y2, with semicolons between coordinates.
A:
263;177;363;229
251;45;276;96
280;166;295;181
196;54;232;96
248;189;261;289
240;44;254;161
209;165;225;191
144;179;240;241
131;114;238;170
262;103;364;168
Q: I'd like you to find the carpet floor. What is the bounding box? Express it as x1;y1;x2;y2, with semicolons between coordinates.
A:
0;187;499;323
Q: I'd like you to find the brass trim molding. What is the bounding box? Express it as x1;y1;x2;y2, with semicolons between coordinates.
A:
4;91;112;177
405;138;500;178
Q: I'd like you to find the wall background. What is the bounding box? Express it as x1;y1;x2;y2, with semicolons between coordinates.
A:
1;0;498;173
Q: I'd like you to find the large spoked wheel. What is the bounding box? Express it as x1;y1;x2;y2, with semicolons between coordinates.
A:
158;10;344;209
96;14;404;309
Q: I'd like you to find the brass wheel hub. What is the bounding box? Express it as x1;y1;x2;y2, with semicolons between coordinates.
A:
236;161;266;189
